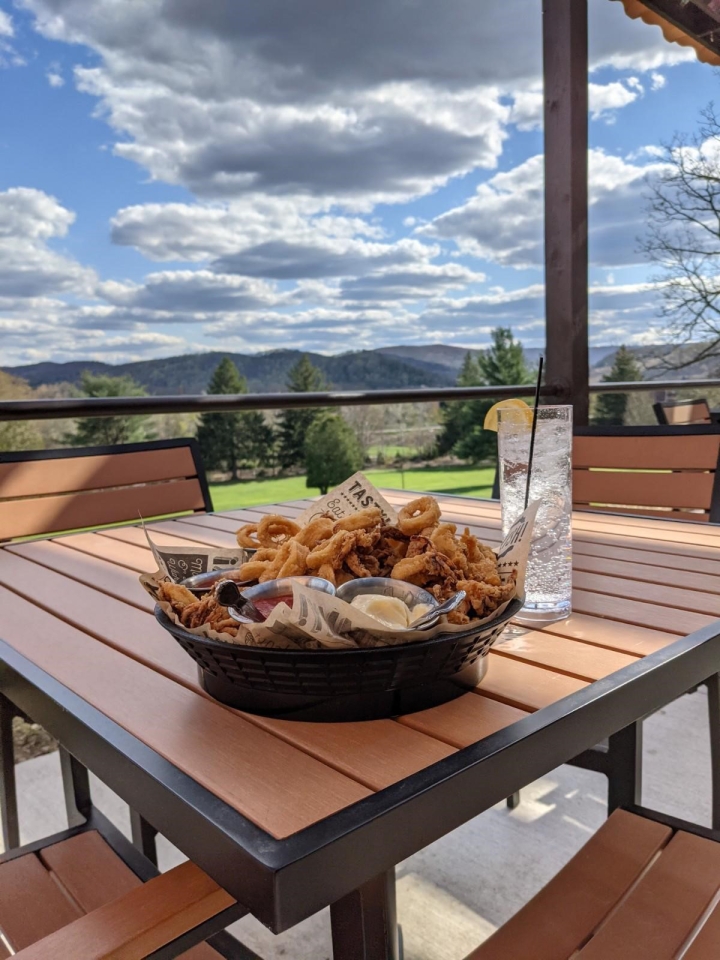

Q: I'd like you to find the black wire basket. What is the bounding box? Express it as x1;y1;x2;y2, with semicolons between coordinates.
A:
156;596;523;721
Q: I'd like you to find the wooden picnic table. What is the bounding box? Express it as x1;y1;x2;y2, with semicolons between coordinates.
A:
2;492;720;959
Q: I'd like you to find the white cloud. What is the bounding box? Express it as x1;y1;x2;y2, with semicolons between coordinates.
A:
590;80;641;120
0;0;702;363
20;0;689;205
418;279;664;347
339;263;486;302
46;63;64;86
110;199;384;261
651;72;666;91
0;188;96;297
511;79;642;131
421;149;668;269
96;270;281;317
0;8;24;68
111;198;445;279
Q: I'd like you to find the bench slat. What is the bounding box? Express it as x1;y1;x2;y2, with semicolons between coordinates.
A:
573;434;720;470
683;900;720;959
468;810;671;960
0;447;198;499
40;832;141;914
0;853;82;950
0;479;206;540
579;830;720;959
40;833;222;959
574;468;715;511
11;860;234;960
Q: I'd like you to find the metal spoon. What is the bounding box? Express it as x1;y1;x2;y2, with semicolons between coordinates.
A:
410;590;466;630
214;580;264;623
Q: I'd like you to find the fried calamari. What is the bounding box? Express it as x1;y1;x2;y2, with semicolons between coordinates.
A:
157;581;239;637
162;496;513;637
230;495;513;624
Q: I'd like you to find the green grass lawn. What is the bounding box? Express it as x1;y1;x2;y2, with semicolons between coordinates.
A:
209;464;495;511
366;444;417;459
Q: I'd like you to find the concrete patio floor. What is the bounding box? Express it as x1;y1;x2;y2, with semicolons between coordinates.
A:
6;687;711;960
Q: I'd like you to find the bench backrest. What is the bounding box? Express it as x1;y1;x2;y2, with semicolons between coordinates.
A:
573;425;720;522
653;398;712;425
0;438;212;541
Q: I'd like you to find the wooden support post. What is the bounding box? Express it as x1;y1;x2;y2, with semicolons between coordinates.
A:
543;0;590;424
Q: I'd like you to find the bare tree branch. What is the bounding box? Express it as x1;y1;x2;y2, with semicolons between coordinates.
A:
641;104;720;372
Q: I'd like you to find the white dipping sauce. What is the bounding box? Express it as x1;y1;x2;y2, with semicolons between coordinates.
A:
350;594;435;629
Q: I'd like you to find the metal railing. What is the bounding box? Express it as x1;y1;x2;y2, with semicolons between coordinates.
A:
0;378;716;421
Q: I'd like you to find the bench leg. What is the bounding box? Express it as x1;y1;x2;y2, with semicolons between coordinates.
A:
707;674;720;831
506;792;520;810
330;869;400;960
607;721;642;814
59;746;92;827
130;809;159;866
0;696;19;850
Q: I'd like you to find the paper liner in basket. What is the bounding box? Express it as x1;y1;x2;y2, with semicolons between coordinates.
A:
140;473;538;650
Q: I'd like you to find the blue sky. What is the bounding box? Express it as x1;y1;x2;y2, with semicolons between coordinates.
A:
1;0;719;366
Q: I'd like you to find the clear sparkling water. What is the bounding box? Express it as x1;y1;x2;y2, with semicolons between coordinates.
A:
499;410;572;624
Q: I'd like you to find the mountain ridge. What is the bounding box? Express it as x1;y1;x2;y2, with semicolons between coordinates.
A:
4;342;704;396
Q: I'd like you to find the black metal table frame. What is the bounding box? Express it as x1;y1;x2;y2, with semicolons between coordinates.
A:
1;621;719;958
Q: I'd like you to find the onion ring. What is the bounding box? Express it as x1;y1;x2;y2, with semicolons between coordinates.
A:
257;514;301;547
397;496;441;536
236;523;261;548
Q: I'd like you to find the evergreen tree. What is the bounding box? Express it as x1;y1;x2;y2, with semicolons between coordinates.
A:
305;413;362;494
239;413;277;471
439;329;533;464
436;352;480;455
65;372;155;446
197;357;275;479
477;328;532;386
594;346;643;425
277;355;327;470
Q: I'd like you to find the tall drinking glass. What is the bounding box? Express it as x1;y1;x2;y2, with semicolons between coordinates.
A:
497;404;572;625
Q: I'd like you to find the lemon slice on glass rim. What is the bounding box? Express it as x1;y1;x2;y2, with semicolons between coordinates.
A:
483;398;534;432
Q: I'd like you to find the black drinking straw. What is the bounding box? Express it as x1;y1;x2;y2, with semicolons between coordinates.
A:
524;355;544;509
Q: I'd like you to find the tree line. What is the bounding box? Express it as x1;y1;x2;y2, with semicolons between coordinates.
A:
0;332;646;495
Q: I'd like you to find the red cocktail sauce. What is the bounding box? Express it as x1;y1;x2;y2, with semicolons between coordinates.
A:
254;595;293;620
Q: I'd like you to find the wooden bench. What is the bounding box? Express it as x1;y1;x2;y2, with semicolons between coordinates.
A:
574;425;720;523
0;439;212;869
0;438;212;541
0;815;248;959
468;808;720;960
654;397;713;425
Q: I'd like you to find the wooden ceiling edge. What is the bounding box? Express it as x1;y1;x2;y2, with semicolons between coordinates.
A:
618;0;720;66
